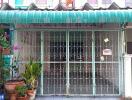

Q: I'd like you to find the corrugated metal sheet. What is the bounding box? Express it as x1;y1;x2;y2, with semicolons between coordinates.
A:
0;10;132;24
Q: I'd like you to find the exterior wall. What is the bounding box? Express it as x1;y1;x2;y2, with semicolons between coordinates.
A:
14;0;126;9
0;0;128;9
124;54;132;98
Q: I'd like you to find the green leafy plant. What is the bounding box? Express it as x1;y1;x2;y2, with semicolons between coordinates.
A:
21;60;41;90
16;85;27;97
0;29;10;84
0;29;9;48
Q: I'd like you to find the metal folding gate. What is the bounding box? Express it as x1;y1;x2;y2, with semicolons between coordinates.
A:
17;29;122;96
42;30;121;96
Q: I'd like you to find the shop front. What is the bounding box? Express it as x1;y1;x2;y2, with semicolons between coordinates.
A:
14;23;124;96
0;10;130;97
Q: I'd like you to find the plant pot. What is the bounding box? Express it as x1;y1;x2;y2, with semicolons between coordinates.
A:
17;95;28;100
5;80;25;93
8;92;17;100
27;89;36;100
3;48;10;55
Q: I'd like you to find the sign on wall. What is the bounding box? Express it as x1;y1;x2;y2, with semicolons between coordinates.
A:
103;49;112;55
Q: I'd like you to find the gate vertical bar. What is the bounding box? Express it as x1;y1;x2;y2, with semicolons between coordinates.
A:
66;30;70;95
121;25;125;95
118;30;121;95
10;24;15;53
40;31;44;95
92;31;96;95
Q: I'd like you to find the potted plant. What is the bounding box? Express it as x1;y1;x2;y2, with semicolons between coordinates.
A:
0;51;10;92
22;60;41;100
0;30;11;100
4;44;24;95
0;30;10;84
0;30;24;99
4;56;25;94
15;85;27;100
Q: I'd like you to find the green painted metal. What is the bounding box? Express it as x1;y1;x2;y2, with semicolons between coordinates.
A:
92;31;96;95
121;28;125;95
40;31;44;95
0;10;132;24
66;30;70;95
16;28;120;32
118;30;121;95
10;25;14;54
3;55;11;67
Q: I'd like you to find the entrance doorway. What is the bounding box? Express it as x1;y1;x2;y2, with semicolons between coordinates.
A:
15;29;122;96
42;30;120;96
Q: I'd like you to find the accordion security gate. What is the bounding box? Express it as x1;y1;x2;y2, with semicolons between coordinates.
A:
42;30;121;96
17;30;122;96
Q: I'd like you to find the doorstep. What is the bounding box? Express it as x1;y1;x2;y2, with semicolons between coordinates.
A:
36;96;120;100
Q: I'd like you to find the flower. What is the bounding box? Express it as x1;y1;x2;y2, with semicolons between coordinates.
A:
13;43;21;51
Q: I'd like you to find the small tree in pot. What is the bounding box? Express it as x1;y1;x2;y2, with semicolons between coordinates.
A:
22;60;41;100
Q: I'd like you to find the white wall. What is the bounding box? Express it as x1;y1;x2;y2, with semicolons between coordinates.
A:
124;54;132;97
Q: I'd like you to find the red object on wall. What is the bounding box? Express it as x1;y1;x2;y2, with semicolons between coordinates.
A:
66;0;73;6
3;48;10;55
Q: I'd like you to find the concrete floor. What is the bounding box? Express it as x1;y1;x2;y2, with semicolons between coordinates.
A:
36;96;120;100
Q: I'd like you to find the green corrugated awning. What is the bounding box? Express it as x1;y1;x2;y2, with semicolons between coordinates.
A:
0;10;132;24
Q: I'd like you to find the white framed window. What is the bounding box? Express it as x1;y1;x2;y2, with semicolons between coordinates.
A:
35;0;59;8
15;0;35;8
125;0;132;7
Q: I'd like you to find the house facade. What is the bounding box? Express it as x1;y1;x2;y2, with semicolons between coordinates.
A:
0;0;132;99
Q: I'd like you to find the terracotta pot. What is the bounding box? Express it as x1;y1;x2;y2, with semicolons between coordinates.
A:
26;89;36;100
26;89;34;96
5;80;25;93
17;95;28;100
8;92;17;100
3;48;10;55
120;96;132;100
